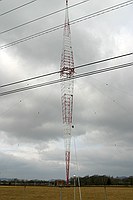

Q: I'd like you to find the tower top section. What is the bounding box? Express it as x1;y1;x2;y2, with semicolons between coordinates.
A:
65;0;69;27
60;0;74;77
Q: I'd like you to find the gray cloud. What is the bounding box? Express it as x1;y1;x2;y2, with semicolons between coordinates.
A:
0;0;133;180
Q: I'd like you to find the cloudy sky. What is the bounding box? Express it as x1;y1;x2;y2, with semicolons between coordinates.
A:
0;0;133;180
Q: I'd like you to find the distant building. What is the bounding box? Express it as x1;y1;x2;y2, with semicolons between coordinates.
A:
55;180;65;186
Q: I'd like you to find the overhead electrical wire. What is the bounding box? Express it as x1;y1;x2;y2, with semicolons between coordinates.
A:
70;0;133;24
0;0;133;50
0;61;133;97
0;0;90;35
0;0;37;17
0;52;132;88
0;0;132;35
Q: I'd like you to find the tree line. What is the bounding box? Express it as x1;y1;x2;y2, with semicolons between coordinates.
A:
0;175;133;186
70;175;133;186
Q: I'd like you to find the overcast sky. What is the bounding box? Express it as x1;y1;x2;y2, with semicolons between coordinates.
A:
0;0;133;180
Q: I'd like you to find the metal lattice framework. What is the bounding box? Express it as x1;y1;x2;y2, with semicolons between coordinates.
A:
60;0;74;185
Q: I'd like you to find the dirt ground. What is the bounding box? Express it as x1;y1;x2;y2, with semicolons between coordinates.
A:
0;186;133;200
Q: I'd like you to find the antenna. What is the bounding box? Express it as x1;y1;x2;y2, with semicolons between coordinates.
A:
60;0;74;185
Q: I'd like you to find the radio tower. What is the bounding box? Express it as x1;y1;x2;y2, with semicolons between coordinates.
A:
60;0;74;185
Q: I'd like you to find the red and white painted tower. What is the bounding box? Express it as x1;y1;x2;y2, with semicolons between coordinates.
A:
60;0;74;185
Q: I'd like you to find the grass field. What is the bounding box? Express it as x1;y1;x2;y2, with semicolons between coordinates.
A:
0;186;133;200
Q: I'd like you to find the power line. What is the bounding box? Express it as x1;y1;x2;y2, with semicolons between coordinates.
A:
0;0;90;35
0;0;37;17
0;70;59;88
70;0;133;24
75;52;133;69
0;52;132;88
0;61;133;97
0;0;133;50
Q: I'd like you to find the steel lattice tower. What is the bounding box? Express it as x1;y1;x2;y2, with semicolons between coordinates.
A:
60;0;74;185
